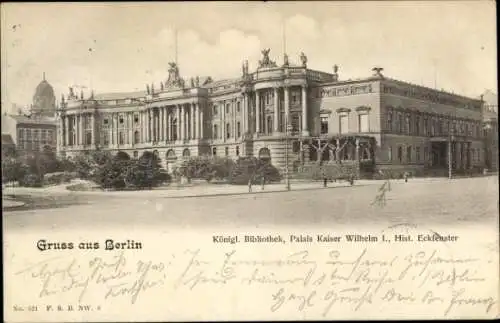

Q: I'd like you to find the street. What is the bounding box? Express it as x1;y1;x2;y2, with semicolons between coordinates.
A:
3;176;498;232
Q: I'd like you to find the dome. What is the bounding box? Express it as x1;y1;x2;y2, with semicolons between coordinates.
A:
34;79;55;100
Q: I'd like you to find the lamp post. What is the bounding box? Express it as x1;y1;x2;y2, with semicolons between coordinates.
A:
285;122;292;191
448;128;454;180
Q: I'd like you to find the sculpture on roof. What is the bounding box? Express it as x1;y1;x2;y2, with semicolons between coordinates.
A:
160;82;164;91
61;94;65;103
195;76;200;87
283;53;289;67
190;77;195;88
146;84;150;94
165;62;184;88
333;64;339;81
151;83;155;94
258;48;277;68
372;67;384;77
300;52;307;68
80;90;84;100
68;87;75;99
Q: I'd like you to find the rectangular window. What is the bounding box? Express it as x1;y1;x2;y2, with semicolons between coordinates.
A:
415;116;420;135
226;104;230;114
386;111;393;132
237;122;241;138
398;113;404;133
416;147;420;161
407;146;412;163
320;116;329;134
213;105;218;115
226;123;231;139
358;114;369;133
291;91;299;104
339;115;348;134
237;102;241;113
388;146;392;161
134;115;139;123
225;147;229;156
424;147;428;163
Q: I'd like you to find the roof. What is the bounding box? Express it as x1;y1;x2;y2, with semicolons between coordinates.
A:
93;91;147;100
34;80;55;99
7;114;56;125
1;134;15;146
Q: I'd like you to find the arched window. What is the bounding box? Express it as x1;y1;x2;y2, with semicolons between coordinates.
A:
166;149;176;160
398;146;403;163
133;151;138;158
182;148;190;157
212;147;217;156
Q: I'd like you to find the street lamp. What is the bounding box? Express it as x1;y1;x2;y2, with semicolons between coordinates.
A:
285;122;292;191
448;127;455;180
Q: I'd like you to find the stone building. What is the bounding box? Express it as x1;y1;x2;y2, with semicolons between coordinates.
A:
57;49;486;176
481;90;498;171
1;74;58;156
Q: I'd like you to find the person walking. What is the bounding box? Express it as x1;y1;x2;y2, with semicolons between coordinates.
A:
261;176;265;190
248;178;252;192
323;176;328;188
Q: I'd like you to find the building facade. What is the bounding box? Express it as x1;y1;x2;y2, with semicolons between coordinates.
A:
1;75;58;156
58;50;486;176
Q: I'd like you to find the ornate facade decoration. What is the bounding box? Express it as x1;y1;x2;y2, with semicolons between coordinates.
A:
300;52;307;68
258;49;277;69
165;62;185;88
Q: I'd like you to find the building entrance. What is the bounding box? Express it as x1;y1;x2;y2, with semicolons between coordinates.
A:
431;142;447;168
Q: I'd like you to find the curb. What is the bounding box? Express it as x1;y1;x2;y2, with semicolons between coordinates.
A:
159;183;360;199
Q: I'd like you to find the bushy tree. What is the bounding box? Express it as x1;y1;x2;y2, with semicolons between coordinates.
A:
73;149;112;179
229;157;281;185
176;156;235;182
1;156;28;183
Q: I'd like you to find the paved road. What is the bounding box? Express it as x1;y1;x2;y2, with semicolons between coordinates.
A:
4;176;498;232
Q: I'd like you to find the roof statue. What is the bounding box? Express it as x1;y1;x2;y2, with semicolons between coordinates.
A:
372;67;384;78
80;90;84;100
195;76;200;87
160;82;164;91
300;52;307;68
283;53;289;67
333;64;339;81
146;84;150;94
68;87;75;99
165;62;185;88
151;83;155;94
61;94;65;103
258;48;277;69
191;77;195;88
90;90;94;99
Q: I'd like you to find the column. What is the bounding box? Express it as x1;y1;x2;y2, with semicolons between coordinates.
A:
222;101;226;141
302;85;308;136
284;87;290;127
200;106;204;139
180;105;184;141
190;104;194;140
79;114;84;146
176;105;181;140
91;113;95;145
165;106;170;141
273;87;279;133
233;100;237;139
255;91;260;134
141;111;145;143
146;109;150;142
64;116;69;147
194;103;199;139
242;93;248;135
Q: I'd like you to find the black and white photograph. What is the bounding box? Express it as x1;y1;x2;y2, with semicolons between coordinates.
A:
2;1;498;321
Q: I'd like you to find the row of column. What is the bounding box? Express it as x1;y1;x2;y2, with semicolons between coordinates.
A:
60;113;95;147
144;103;204;143
253;85;308;135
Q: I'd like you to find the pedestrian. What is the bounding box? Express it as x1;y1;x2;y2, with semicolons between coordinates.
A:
404;172;409;183
248;178;252;192
261;176;265;190
323;176;327;188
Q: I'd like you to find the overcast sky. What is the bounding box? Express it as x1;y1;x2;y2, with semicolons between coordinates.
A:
1;1;497;110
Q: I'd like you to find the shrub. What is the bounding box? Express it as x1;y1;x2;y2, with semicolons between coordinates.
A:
229;157;281;185
19;173;43;187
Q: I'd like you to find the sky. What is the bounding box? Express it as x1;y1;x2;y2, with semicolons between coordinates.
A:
1;1;497;112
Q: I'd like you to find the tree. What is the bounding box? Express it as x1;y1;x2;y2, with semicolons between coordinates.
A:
229;157;281;185
1;156;28;183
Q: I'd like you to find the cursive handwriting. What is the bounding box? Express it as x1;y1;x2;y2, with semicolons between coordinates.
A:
13;247;497;317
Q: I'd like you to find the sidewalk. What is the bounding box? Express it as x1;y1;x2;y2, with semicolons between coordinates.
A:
2;176;481;200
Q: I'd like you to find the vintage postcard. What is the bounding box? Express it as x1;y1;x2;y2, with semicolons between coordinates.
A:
2;1;499;321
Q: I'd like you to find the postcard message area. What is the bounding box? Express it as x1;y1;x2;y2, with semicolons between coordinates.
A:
4;226;499;321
